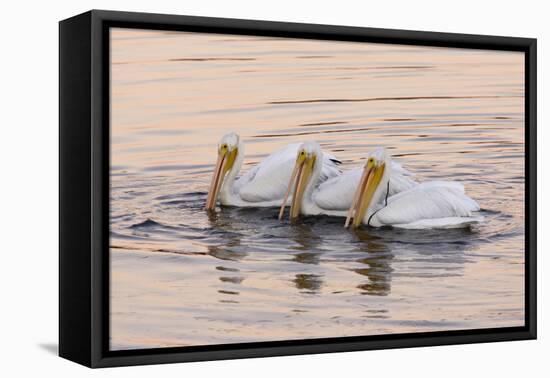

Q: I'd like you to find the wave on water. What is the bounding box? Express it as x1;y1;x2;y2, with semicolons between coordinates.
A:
299;121;348;127
129;218;171;230
267;95;519;105
154;192;207;210
155;191;207;200
169;57;256;62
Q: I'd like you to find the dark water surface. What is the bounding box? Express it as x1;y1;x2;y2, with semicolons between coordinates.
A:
110;29;525;350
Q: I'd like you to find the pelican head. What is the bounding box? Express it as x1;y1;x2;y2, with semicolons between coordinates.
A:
278;142;321;221
205;132;241;211
345;148;390;228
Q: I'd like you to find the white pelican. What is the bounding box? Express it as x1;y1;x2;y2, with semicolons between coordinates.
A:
205;133;342;210
344;148;482;229
278;143;417;220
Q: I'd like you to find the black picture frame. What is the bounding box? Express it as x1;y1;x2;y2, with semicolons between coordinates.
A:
59;9;537;368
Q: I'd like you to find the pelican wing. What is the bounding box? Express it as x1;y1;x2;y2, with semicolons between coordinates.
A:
372;182;480;228
236;143;341;203
313;168;362;211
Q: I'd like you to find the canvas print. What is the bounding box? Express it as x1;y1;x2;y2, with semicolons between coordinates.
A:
109;28;525;350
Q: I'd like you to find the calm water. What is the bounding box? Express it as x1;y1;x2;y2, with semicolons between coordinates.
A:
109;28;525;350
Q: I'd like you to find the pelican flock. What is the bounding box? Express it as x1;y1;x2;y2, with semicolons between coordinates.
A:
206;133;481;230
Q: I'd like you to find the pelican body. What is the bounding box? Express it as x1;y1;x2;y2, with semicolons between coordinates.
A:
278;143;417;220
205;133;341;210
345;148;481;229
